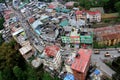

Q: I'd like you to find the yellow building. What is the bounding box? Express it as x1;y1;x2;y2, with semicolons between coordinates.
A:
94;25;120;46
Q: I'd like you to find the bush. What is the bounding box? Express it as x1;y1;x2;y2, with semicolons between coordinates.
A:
0;18;4;30
103;19;111;23
74;3;79;7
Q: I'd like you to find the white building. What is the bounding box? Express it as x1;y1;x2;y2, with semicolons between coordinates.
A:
42;45;62;70
86;10;101;22
19;44;34;60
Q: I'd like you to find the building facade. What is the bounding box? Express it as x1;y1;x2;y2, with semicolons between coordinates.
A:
86;10;101;22
94;25;120;46
71;49;92;80
42;45;62;70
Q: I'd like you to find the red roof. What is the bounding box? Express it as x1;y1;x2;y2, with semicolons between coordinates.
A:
28;17;35;24
70;36;80;38
4;14;10;20
75;10;82;15
44;45;60;57
4;10;12;14
71;49;92;73
87;10;100;15
4;10;13;20
48;4;56;9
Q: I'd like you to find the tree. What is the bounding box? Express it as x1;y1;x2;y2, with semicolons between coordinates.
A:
0;18;4;30
42;72;53;80
0;71;3;80
74;3;79;7
0;33;4;45
26;66;38;80
115;1;120;15
112;57;120;80
13;66;26;80
0;40;26;80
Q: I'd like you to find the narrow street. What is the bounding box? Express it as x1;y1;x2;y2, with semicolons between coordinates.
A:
10;6;44;52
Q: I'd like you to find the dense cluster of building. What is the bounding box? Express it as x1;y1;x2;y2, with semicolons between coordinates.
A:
1;0;117;80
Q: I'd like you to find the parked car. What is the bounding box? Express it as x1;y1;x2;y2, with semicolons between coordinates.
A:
104;52;111;57
118;49;120;53
94;50;100;54
111;55;117;59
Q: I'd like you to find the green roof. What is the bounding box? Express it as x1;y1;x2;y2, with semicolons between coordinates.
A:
61;8;70;13
55;7;70;13
61;36;71;43
18;3;27;9
24;0;29;3
80;35;93;44
55;7;61;12
59;20;69;27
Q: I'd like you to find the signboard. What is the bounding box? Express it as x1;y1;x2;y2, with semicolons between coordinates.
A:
61;36;71;43
80;36;93;44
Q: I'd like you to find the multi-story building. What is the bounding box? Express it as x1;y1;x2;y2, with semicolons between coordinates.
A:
86;10;101;22
10;22;29;46
42;45;61;70
75;10;86;21
94;25;120;46
2;9;15;42
19;44;35;60
71;49;92;80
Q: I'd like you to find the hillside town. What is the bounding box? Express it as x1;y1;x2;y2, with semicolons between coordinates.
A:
0;0;120;80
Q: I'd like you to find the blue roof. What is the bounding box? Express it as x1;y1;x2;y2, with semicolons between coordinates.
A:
64;73;74;80
35;29;41;35
94;69;100;75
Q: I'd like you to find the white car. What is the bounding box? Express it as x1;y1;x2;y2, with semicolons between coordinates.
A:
118;49;120;53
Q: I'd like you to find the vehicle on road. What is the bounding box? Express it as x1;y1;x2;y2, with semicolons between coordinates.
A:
94;50;100;54
118;49;120;53
104;52;111;57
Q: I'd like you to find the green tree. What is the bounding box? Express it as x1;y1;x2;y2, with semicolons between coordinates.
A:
27;66;38;80
2;67;17;80
112;57;120;80
0;18;4;30
115;1;120;15
0;33;4;45
13;66;26;80
0;40;26;80
74;3;79;7
42;72;53;80
0;71;3;80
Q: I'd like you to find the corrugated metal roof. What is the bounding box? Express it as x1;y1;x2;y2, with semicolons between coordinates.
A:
71;49;92;73
19;45;32;55
28;17;35;24
31;19;43;29
87;10;100;15
44;45;60;57
59;20;69;27
75;10;82;15
49;4;56;9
